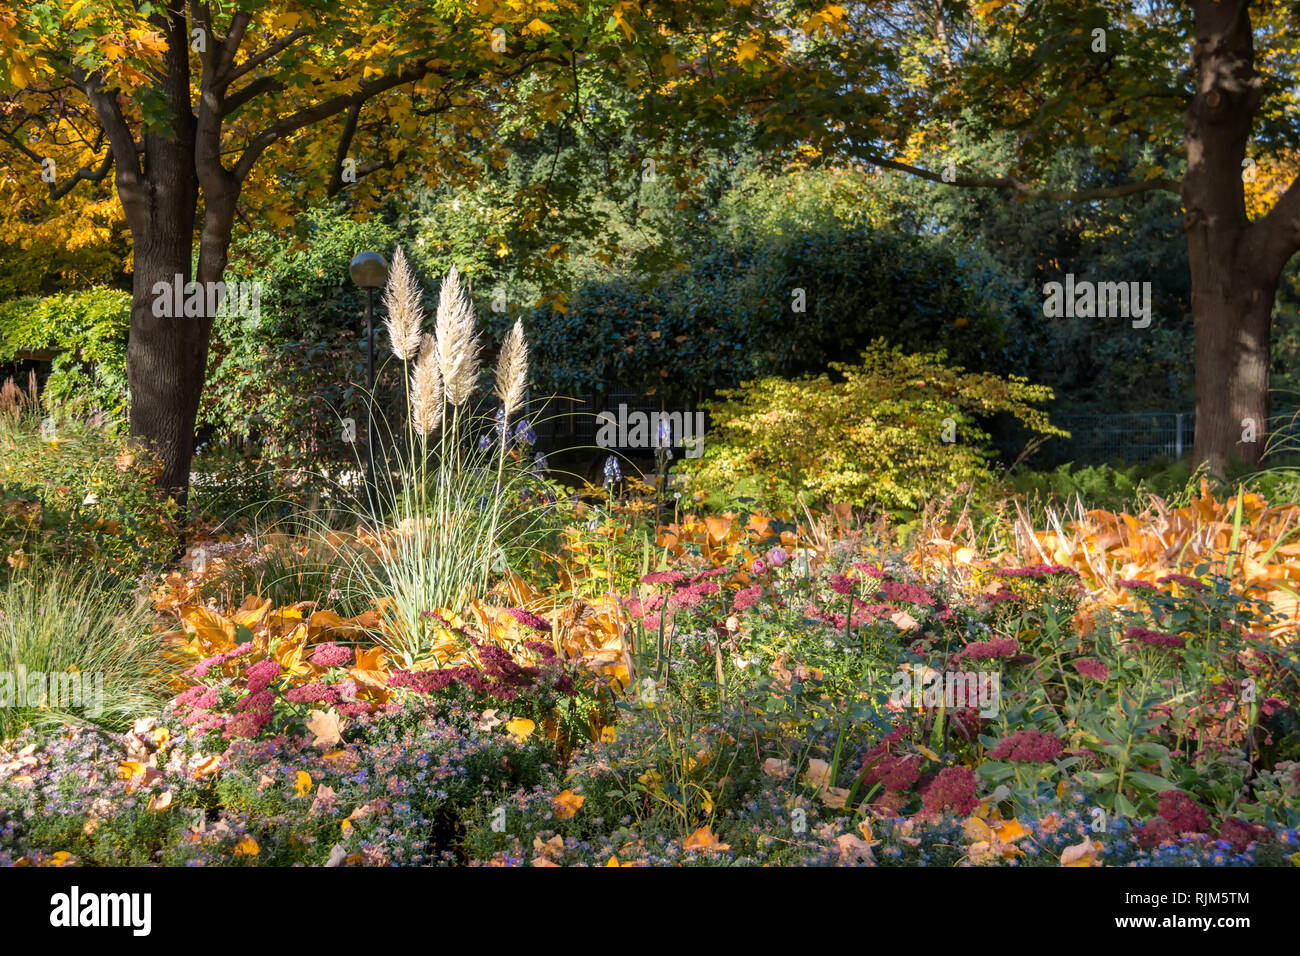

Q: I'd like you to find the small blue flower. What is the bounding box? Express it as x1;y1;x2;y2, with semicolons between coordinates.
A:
515;419;536;446
532;451;548;475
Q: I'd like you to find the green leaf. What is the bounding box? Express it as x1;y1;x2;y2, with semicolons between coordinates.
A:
1127;771;1177;793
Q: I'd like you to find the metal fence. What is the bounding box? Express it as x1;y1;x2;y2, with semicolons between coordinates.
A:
1047;408;1300;465
1049;412;1194;464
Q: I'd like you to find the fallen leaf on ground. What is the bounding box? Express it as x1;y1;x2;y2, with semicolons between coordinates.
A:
307;709;345;748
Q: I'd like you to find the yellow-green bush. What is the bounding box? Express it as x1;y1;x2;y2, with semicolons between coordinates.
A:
680;342;1066;512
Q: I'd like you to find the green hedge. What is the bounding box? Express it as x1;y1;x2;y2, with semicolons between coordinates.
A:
0;288;131;416
521;227;1013;404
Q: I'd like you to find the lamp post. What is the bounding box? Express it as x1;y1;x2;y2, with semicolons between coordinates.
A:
349;251;389;517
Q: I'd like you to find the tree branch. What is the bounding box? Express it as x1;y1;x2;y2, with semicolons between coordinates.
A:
214;11;252;85
232;58;435;181
1253;168;1300;270
74;68;143;189
855;150;1181;201
223;27;311;87
326;101;362;196
50;149;114;200
0;125;46;166
221;75;279;119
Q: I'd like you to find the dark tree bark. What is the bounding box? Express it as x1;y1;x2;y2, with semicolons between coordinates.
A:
1183;0;1281;474
83;8;207;503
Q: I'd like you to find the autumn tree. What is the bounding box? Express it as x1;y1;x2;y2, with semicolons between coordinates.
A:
0;0;684;498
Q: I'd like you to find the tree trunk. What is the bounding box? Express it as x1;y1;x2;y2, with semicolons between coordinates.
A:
127;243;211;503
122;11;206;506
1187;239;1275;473
1184;0;1274;475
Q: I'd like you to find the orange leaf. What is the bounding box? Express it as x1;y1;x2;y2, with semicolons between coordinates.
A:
553;789;584;819
682;826;730;853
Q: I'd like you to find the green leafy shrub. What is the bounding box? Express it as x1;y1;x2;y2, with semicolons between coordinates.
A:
203;207;402;471
0;288;131;416
0;378;178;578
680;342;1065;512
1003;460;1201;514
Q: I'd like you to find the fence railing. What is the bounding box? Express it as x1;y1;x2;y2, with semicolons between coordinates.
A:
1048;408;1300;465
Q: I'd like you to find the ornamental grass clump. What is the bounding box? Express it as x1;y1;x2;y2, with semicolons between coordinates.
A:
326;253;553;667
0;561;169;738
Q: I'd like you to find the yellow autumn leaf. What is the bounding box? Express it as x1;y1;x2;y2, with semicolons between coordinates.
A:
1061;836;1103;867
735;37;762;64
295;771;313;798
505;717;536;740
10;61;33;88
306;709;345;749
991;815;1031;843
233;836;260;856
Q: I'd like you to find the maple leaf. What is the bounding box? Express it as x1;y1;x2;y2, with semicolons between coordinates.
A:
306;709;345;748
834;833;876;866
473;709;506;732
533;833;565;864
802;757;834;791
310;784;339;817
762;757;794;777
1061;836;1104;867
